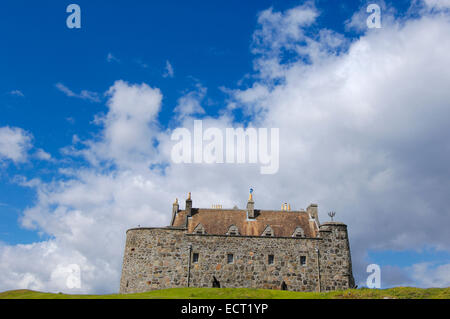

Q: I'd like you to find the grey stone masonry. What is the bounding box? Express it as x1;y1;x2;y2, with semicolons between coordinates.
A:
119;221;355;293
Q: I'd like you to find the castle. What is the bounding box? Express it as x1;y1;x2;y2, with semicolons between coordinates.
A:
119;192;355;293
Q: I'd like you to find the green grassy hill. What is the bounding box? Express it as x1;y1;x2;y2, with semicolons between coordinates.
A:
0;287;449;299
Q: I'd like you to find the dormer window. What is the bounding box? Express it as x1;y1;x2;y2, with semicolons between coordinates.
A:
261;225;274;237
226;225;240;236
292;226;305;238
193;223;206;235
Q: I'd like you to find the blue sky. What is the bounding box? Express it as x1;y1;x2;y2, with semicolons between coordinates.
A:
0;0;363;244
1;0;450;292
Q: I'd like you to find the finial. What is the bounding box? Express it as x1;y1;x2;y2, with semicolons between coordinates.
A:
174;198;178;205
248;188;254;201
188;192;191;200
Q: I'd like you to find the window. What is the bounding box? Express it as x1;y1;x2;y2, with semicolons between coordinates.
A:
268;254;274;264
193;253;199;263
300;256;307;266
292;226;305;238
226;225;240;236
227;253;234;264
193;223;206;235
261;225;274;237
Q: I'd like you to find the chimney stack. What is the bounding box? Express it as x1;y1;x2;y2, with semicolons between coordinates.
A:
186;192;192;217
170;198;179;226
307;204;319;224
247;190;255;219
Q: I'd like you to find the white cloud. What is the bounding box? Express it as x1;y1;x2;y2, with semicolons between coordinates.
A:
0;81;168;293
252;2;318;56
55;83;77;97
135;59;149;69
365;261;450;288
66;117;75;124
55;83;100;103
0;126;32;163
345;1;397;32
34;149;52;161
9;90;24;97
424;0;450;10
173;84;206;118
84;80;163;169
410;262;450;287
106;52;120;63
163;60;174;78
1;3;450;294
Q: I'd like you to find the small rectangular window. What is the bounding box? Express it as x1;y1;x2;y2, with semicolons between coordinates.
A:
300;256;307;266
193;253;199;263
268;254;274;264
227;253;234;264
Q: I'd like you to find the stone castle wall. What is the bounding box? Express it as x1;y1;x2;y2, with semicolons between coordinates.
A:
119;222;354;293
317;222;355;291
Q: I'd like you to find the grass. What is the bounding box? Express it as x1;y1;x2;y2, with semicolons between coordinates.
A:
0;287;449;299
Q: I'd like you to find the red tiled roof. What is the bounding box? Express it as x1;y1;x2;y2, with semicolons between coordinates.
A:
172;208;318;238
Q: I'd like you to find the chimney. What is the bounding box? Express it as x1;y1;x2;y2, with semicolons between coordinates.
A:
186;192;192;217
170;198;179;226
247;191;255;219
307;204;319;224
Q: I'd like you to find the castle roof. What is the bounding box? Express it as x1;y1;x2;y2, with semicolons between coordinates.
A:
172;209;318;237
170;192;320;238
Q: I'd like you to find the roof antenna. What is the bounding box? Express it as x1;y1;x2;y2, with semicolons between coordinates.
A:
328;211;336;222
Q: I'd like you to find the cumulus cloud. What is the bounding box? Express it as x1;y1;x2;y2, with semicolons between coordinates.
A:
0;80;182;293
424;0;450;10
34;149;52;161
173;84;206;119
83;80;163;169
228;2;450;273
410;262;450;287
1;2;450;294
0;126;32;164
252;2;318;56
